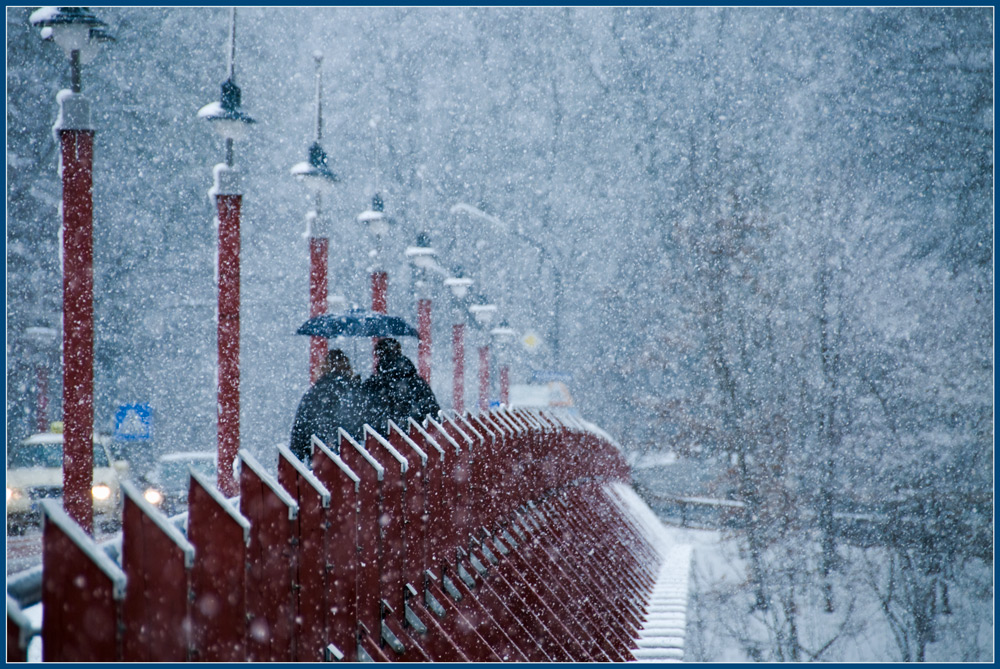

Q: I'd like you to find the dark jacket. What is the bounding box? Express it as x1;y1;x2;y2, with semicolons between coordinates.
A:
290;370;364;462
362;352;441;434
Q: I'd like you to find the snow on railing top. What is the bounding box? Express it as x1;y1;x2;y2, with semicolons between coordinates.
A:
313;433;361;489
390;420;428;465
452;412;486;447
239;449;300;520
364;424;408;474
121;480;196;568
277;442;332;508
340;428;385;481
38;499;127;600
427;416;462;454
441;411;476;447
189;468;251;544
410;419;446;457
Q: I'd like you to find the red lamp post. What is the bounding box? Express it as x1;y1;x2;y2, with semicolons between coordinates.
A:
499;366;510;405
469;303;497;412
477;345;490;412
444;273;473;413
358;194;391;369
405;234;438;384
451;324;465;413
490;322;517;406
291;53;339;384
30;6;113;534
308;238;329;380
417;299;432;381
198;8;256;496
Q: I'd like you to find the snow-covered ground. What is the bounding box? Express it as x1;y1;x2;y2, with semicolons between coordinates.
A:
683;526;994;662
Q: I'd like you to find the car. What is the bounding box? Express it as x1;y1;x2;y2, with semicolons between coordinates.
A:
509;381;576;408
6;422;129;534
140;451;217;517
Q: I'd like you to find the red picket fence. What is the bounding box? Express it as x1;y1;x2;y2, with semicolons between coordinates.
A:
10;408;666;662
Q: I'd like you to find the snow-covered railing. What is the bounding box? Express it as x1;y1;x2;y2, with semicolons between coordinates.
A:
9;408;675;662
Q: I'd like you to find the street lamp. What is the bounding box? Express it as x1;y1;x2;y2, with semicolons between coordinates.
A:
291;53;339;384
443;269;473;413
199;7;255;496
29;5;114;534
490;322;517;406
405;233;436;384
469;302;497;412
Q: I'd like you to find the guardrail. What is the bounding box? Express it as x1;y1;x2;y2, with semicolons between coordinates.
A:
7;408;665;662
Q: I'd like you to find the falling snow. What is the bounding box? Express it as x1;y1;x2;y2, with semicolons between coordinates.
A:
6;6;993;663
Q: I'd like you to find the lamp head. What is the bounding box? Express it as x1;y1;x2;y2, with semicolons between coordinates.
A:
490;322;517;343
357;193;391;237
405;232;437;271
444;274;473;300
198;78;257;140
469;303;497;326
30;7;112;63
291;141;339;193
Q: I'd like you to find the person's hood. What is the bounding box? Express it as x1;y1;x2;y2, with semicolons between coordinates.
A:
376;352;417;379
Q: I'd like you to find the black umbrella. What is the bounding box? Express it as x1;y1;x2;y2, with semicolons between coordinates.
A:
295;309;419;338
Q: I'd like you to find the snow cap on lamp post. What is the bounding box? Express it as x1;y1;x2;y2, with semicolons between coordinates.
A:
198;77;256;141
358;192;392;239
444;267;473;300
30;7;112;63
469;302;497;327
406;232;437;298
404;232;437;271
490;321;517;344
291;142;338;193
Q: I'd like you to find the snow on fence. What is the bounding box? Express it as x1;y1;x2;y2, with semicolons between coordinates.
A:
7;407;683;662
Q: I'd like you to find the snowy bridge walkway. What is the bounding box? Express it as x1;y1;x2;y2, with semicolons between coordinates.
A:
7;408;692;662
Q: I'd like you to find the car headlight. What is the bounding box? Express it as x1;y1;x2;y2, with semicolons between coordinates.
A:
92;484;112;501
6;487;21;504
143;488;164;506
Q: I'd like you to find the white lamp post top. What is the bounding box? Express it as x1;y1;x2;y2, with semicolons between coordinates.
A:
291;143;338;193
30;6;112;63
490;323;517;342
358;193;392;238
469;303;497;326
198;78;256;141
405;240;437;271
444;276;473;300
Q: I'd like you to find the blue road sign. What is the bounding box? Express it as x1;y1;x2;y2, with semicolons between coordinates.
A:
114;403;153;441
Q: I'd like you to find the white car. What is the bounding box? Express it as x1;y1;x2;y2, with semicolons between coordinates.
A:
6;423;129;534
140;451;217;516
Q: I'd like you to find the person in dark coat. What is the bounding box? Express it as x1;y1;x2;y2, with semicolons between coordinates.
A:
362;338;441;434
289;349;364;463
